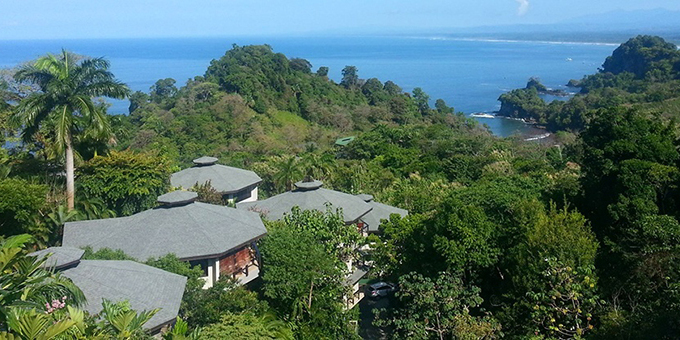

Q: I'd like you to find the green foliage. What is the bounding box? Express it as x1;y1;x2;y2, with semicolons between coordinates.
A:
77;150;172;216
260;226;342;314
375;272;501;340
149;78;178;105
145;254;205;290
0;178;47;238
260;226;357;339
118;44;465;166
499;35;680;132
512;205;598;287
434;98;454;115
128;91;149;114
11;50;128;154
96;300;157;339
0;235;86;328
10;50;129;210
162;317;202;340
411;87;430;116
592;215;680;337
272;156;303;192
574;106;680;336
200;313;293;340
277;206;361;261
525;259;599;338
377;173;455;215
430;202;500;277
501;205;600;336
372;214;430;278
601;35;680;79
82;247;136;261
2;306;78;340
525;77;548;92
189;181;226;206
181;279;270;328
340;66;360;90
580;107;678;233
497;87;547;123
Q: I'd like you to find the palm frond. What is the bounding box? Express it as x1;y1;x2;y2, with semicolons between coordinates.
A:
0;234;33;250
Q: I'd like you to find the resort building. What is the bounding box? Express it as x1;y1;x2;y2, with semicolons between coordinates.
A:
62;191;267;288
30;247;186;334
237;179;375;309
237;179;373;227
171;156;262;203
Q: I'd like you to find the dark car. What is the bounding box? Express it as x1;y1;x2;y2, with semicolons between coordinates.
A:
368;282;397;298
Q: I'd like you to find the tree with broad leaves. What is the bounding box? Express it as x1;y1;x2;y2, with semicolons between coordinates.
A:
260;213;359;339
375;271;501;340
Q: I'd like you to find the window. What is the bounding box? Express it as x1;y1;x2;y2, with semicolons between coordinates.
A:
188;259;210;276
234;188;253;202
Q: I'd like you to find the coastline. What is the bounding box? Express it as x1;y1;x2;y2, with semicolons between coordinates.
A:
467;112;550;140
414;36;621;47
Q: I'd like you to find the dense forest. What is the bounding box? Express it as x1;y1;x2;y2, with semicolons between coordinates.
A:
2;36;680;339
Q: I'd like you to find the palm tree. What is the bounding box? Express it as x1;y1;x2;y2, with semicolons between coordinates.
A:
273;156;303;192
301;153;335;182
98;300;158;339
11;50;129;210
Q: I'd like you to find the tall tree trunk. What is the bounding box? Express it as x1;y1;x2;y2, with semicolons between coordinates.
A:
65;135;75;211
307;280;314;310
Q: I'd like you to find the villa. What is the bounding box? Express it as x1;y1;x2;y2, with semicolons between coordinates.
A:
62;191;267;288
171;156;262;203
237;179;391;309
30;246;186;334
236;179;373;228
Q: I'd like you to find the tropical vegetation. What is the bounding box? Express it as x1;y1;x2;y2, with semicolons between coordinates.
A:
2;36;680;339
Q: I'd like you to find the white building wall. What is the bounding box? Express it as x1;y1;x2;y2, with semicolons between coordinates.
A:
201;258;218;289
215;259;220;281
242;186;258;202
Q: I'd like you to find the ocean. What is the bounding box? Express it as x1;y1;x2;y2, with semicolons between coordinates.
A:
0;36;616;137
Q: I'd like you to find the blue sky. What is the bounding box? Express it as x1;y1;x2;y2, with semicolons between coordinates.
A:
2;0;680;40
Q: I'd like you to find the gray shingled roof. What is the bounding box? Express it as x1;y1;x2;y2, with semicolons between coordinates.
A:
237;180;372;223
356;195;408;232
171;157;262;194
61;260;186;332
193;156;218;165
63;202;267;261
29;246;84;270
157;191;198;206
363;201;409;232
356;194;374;202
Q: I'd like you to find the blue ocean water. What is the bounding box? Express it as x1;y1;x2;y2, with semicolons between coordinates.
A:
0;36;615;137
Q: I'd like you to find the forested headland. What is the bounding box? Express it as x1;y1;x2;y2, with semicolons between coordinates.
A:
498;35;680;133
2;37;680;339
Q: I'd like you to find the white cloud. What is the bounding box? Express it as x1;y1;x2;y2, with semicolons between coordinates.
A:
516;0;529;16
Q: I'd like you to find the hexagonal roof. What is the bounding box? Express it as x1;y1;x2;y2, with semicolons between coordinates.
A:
63;202;266;261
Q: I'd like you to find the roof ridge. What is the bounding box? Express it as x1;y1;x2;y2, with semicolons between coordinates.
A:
182;204;224;252
81;260;187;278
194;202;264;232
